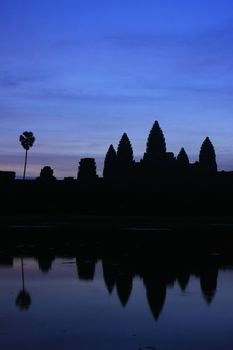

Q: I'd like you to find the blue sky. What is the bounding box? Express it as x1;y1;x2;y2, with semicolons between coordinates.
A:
1;0;233;178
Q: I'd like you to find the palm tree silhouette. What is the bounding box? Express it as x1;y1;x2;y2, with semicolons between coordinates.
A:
19;131;35;180
15;258;31;310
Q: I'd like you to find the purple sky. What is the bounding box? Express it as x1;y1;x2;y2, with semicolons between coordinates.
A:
1;0;233;178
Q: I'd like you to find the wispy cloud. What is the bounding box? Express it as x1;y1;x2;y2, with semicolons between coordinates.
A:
132;80;233;95
6;86;170;105
51;39;79;49
107;22;233;74
107;21;233;52
106;33;180;48
0;70;48;88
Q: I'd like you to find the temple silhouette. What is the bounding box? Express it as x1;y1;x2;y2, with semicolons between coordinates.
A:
0;120;218;184
0;120;232;216
102;120;217;182
65;120;219;182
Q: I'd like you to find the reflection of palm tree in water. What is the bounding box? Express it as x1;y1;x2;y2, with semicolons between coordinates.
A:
16;258;31;310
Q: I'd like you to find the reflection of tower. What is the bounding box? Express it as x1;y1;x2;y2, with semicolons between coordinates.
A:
76;256;96;281
116;273;133;307
144;277;166;321
166;269;176;287
15;258;31;310
115;258;133;307
177;271;190;291
37;254;55;273
200;265;218;304
102;259;117;294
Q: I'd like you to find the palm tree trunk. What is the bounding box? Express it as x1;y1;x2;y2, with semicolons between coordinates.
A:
23;149;28;180
21;257;25;291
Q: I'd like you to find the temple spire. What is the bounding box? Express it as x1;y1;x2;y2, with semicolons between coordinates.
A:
103;144;117;178
143;121;166;162
199;137;217;172
177;147;189;167
117;133;133;163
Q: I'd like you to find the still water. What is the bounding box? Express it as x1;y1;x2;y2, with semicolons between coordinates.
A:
0;256;233;350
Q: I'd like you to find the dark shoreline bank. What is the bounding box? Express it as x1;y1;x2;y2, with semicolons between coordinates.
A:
0;214;233;259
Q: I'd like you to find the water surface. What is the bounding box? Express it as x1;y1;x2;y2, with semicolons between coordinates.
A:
0;256;233;350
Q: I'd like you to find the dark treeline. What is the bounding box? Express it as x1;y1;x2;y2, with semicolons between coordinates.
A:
0;120;233;216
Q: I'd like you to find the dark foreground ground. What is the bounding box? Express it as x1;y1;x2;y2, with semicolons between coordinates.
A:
1;214;233;261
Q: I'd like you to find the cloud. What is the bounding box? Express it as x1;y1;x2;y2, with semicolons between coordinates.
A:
107;21;233;50
11;86;170;104
134;80;233;95
107;22;233;74
51;39;78;49
106;33;179;48
0;70;48;88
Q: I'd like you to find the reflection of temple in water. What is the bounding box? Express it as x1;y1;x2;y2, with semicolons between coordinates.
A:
116;273;133;307
0;253;222;318
102;259;117;294
76;258;96;280
144;276;167;320
76;251;97;281
177;270;190;291
199;265;218;304
81;256;218;320
36;254;55;273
